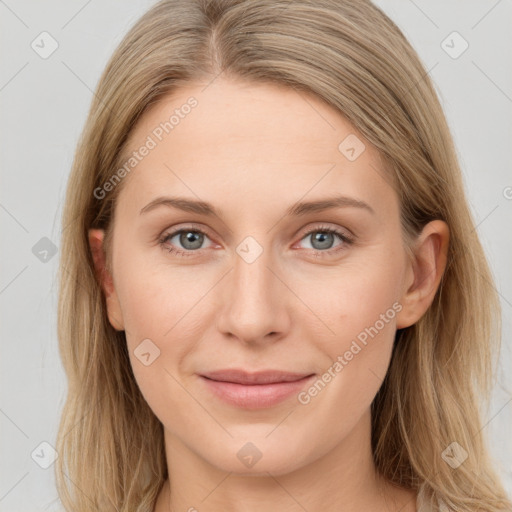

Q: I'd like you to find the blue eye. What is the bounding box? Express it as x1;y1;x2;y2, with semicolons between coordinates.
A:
296;225;353;257
300;227;350;252
159;228;211;258
159;224;353;258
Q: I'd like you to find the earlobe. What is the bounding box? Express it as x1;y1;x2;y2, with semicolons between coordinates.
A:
88;228;125;331
396;220;450;329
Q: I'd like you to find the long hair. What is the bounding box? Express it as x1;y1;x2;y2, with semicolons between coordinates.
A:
55;1;511;510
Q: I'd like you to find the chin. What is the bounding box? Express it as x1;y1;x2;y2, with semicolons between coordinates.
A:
197;435;311;477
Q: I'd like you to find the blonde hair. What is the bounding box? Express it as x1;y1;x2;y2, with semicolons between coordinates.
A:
55;0;511;510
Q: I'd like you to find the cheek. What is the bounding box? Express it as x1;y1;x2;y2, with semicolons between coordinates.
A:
117;270;199;429
302;250;404;347
118;275;202;374
294;250;404;404
112;248;223;408
114;244;208;342
293;275;400;450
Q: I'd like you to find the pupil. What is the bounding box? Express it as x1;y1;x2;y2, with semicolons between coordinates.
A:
313;232;333;250
181;231;203;249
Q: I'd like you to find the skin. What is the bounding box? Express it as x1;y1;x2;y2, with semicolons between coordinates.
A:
89;77;449;512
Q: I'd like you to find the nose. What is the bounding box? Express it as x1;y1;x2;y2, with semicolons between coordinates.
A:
215;240;291;346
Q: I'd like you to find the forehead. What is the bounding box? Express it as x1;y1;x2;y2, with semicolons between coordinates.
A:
115;77;395;221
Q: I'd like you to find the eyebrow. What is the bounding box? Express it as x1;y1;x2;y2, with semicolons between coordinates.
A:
139;194;375;217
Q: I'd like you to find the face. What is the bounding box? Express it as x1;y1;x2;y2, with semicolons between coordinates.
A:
92;77;424;476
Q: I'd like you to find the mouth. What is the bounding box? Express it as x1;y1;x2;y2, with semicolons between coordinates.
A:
199;369;316;409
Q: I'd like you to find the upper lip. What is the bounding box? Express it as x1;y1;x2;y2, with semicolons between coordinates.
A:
200;369;314;385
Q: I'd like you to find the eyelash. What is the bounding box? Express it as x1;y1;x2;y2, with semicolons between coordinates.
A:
158;224;354;259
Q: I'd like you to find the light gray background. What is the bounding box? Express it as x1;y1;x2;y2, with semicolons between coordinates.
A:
1;1;511;510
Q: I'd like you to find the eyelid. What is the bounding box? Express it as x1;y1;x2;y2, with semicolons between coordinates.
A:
292;224;354;256
160;222;215;240
159;223;218;250
297;223;354;242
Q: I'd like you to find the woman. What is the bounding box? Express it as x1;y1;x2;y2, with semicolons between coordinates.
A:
55;0;511;510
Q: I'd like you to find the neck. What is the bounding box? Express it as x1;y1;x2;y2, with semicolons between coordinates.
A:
154;409;417;512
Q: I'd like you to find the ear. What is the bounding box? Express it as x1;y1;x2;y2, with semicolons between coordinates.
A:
88;228;125;331
396;220;450;329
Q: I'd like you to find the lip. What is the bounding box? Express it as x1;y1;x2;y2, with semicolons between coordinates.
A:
199;369;316;409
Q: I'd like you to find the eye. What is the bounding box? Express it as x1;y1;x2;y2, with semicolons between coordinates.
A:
159;223;354;259
296;225;353;256
159;226;213;258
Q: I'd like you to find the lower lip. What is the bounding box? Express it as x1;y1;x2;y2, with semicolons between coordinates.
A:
199;375;315;409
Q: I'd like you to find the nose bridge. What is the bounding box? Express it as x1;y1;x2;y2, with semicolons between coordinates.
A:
216;235;289;342
234;244;273;308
